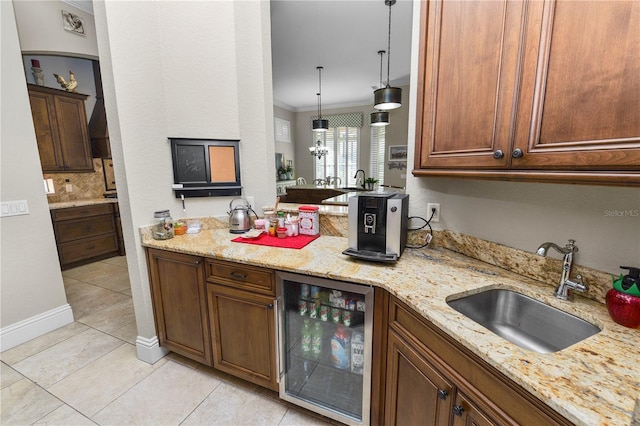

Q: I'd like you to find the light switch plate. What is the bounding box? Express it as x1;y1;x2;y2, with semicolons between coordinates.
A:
0;200;30;217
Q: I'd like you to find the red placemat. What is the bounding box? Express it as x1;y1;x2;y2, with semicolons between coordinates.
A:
231;233;320;249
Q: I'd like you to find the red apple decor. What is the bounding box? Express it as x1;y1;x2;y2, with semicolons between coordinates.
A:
606;289;640;328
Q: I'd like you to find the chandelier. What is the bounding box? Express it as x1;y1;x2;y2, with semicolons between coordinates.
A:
309;139;329;160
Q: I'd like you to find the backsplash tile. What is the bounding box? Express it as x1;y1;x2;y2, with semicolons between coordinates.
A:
45;159;114;203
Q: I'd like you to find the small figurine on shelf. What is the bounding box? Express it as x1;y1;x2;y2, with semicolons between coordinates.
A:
53;70;78;93
31;59;44;86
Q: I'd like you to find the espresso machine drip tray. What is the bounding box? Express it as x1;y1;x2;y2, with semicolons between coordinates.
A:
342;248;398;263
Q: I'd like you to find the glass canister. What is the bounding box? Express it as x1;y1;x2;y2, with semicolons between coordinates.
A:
153;210;174;240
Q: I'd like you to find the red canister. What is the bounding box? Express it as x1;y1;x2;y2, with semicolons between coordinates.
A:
299;205;319;235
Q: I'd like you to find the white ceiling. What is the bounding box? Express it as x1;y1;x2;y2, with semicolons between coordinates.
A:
270;0;414;111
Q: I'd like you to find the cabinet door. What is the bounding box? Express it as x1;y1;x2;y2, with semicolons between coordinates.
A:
54;95;94;172
28;90;64;172
208;284;277;390
513;0;640;170
384;331;453;426
146;249;212;366
451;391;498;426
416;0;524;169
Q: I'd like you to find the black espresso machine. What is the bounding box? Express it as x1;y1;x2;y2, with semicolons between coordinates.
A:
343;192;409;262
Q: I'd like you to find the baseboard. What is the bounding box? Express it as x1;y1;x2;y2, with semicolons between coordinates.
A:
0;304;74;352
135;335;168;364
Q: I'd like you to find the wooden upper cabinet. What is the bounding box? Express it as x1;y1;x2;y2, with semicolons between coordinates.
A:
417;0;524;169
27;84;94;173
29;89;64;172
513;0;640;171
415;0;640;185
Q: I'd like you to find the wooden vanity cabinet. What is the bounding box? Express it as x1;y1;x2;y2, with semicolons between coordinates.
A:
205;259;278;391
382;296;572;426
51;204;120;269
27;84;94;173
146;249;212;366
414;0;640;185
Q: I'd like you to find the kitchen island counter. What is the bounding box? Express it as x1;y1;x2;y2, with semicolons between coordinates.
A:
142;228;639;426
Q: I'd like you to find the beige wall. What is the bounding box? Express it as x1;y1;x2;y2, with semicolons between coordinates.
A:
13;0;98;59
405;0;639;274
0;1;69;341
94;0;275;361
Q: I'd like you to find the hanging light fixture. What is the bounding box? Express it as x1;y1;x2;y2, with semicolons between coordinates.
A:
309;139;329;159
374;0;402;110
312;66;329;132
371;50;390;127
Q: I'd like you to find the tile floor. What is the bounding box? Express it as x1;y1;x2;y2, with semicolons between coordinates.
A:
1;256;335;425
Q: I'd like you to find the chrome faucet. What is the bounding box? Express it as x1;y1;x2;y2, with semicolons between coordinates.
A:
354;169;366;189
536;239;587;301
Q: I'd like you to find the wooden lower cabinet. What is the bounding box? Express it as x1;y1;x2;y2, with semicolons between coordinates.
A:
452;391;497;426
51;203;121;270
382;296;572;426
207;284;278;391
146;249;212;366
385;330;453;425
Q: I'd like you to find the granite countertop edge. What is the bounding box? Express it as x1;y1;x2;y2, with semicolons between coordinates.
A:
48;198;118;210
141;229;638;426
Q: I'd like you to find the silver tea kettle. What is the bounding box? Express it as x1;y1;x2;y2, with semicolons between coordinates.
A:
228;198;257;234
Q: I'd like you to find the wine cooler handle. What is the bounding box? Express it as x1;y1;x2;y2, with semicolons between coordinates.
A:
275;296;284;383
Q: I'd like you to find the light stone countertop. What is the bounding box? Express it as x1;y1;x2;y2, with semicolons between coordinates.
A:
142;228;639;426
48;198;118;210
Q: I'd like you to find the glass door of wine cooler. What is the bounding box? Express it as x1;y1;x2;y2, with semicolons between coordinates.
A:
276;272;373;426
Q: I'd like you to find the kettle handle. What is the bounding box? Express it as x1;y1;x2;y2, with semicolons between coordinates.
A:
248;207;259;222
229;198;249;211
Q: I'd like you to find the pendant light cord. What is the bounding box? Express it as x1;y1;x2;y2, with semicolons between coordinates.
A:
378;50;385;88
317;66;323;119
386;1;392;88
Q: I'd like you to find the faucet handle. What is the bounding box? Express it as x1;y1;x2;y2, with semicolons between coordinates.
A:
566;239;578;252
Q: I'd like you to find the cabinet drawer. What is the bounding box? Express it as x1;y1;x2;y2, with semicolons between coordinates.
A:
58;234;119;266
205;259;274;296
52;204;113;221
54;214;116;242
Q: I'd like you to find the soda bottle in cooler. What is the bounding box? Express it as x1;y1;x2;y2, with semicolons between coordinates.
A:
300;319;311;355
311;321;323;359
330;324;351;369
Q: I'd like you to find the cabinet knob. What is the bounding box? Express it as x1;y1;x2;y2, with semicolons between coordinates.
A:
493;150;504;159
268;303;274;310
437;389;448;400
512;148;524;158
453;405;465;417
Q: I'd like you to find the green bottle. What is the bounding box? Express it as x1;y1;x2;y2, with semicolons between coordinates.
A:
301;319;311;354
311;322;323;358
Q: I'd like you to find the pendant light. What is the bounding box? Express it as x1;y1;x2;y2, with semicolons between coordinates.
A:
371;50;390;127
312;66;328;132
374;0;402;110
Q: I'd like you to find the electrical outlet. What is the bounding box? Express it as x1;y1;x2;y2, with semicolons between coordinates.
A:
427;203;440;222
65;183;73;192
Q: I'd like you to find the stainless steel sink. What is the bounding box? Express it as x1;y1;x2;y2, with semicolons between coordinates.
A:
447;288;600;353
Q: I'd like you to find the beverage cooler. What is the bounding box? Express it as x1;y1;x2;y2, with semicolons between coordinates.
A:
276;272;374;426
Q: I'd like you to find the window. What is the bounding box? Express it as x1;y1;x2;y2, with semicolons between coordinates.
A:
314;126;360;186
370;126;386;183
313;113;363;186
